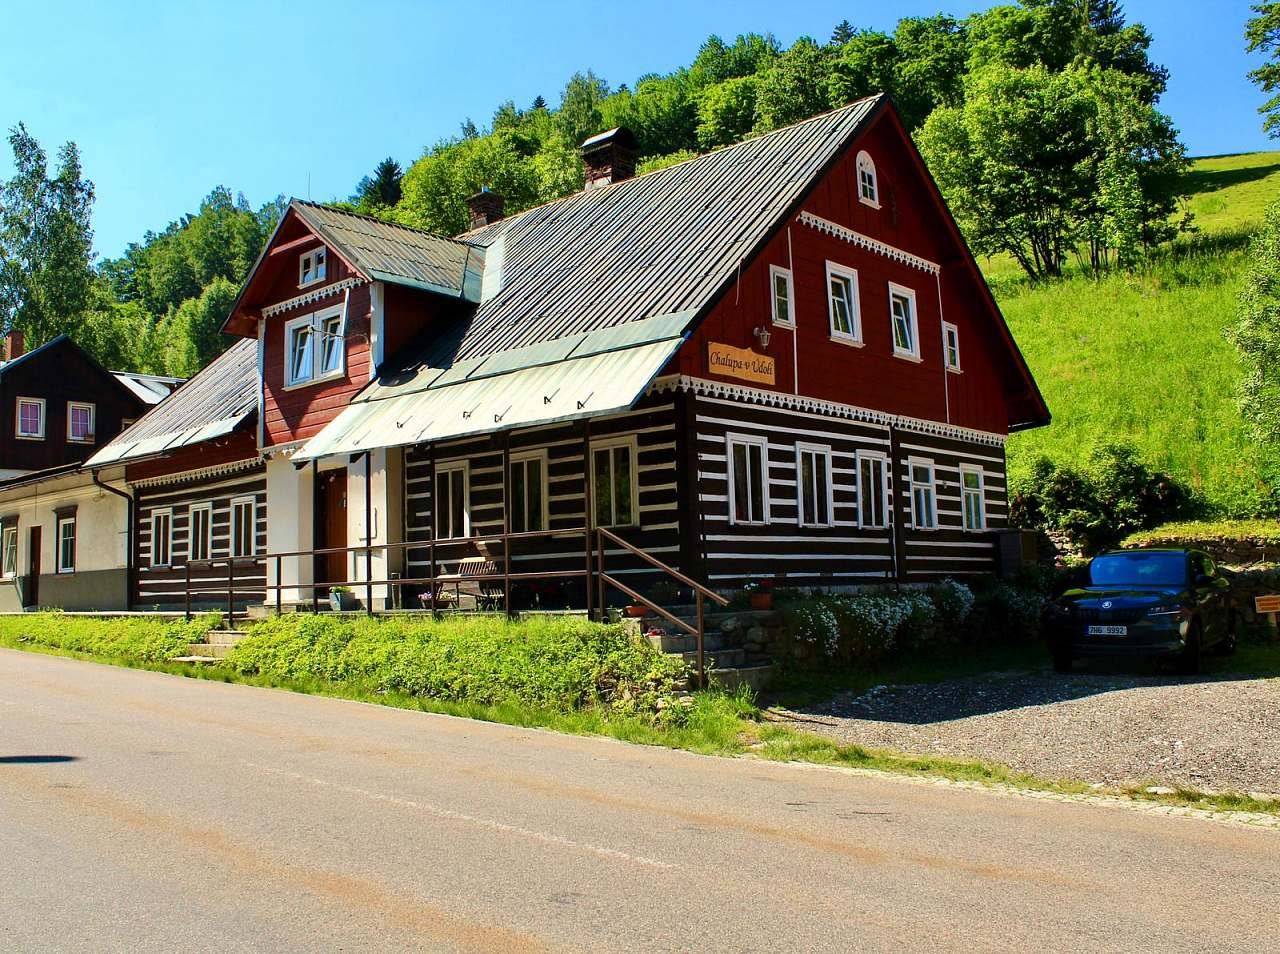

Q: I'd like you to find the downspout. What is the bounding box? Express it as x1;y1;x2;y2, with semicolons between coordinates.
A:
92;469;134;608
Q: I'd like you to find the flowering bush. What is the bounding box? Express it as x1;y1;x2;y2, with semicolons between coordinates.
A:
928;578;976;630
787;600;841;656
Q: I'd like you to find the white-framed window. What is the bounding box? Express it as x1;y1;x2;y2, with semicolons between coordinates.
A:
150;509;173;568
56;516;76;574
908;458;937;530
285;305;345;387
727;433;770;526
961;465;986;531
943;321;961;372
1;525;17;578
299;246;327;287
509;450;548;534
856;451;889;529
855;150;879;208
231;496;257;557
796;443;833;528
591;436;638;529
15;397;44;440
188;503;212;563
889;283;920;360
434;462;470;540
825;261;862;344
769;264;794;327
67;401;95;443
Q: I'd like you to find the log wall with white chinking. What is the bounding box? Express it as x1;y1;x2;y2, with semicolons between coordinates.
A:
894;427;1007;578
133;464;268;608
684;387;1007;587
400;399;683;604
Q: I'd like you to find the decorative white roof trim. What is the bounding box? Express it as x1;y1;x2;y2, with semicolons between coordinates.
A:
260;439;307;460
797;211;940;275
261;278;363;318
649;375;1006;447
130;456;263;489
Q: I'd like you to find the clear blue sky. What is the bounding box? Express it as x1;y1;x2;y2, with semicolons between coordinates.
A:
0;0;1271;260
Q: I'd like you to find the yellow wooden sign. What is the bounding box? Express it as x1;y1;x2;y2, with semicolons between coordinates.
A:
1255;594;1280;614
707;342;776;386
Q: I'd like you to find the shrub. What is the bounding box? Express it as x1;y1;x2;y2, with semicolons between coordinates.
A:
225;614;691;724
927;578;976;630
1011;442;1190;554
966;583;1048;644
0;612;221;663
783;584;973;663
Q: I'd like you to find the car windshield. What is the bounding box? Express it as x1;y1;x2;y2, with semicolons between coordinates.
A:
1089;552;1187;587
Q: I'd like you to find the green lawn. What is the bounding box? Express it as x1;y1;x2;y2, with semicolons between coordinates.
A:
989;152;1280;516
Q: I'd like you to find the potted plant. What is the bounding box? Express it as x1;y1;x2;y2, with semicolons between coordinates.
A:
744;577;775;611
624;603;648;618
329;585;358;612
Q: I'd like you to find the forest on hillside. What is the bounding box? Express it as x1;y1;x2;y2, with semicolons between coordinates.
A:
0;0;1184;380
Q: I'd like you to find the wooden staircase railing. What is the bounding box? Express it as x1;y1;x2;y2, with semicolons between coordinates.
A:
595;527;728;687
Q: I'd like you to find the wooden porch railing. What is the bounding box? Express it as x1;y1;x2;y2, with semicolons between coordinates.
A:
182;526;726;685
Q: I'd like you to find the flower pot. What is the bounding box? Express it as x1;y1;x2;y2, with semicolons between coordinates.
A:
750;592;774;611
625;604;647;618
330;591;358;612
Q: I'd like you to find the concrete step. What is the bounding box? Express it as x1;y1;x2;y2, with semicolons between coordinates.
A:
682;647;746;669
645;631;740;654
183;642;234;659
204;630;249;647
169;655;220;665
708;664;775;692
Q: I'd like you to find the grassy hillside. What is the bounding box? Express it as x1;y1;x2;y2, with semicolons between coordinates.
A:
995;152;1280;517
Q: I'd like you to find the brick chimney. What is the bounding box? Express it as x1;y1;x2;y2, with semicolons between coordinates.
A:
580;127;638;190
4;329;23;361
467;189;505;229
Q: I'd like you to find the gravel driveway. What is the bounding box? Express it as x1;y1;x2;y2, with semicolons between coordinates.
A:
773;665;1280;796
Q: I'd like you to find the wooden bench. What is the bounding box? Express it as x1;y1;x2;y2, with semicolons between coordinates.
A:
419;557;504;611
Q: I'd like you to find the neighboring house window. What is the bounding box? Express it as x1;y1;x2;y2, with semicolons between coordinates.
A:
285;306;344;386
1;525;16;578
943;321;961;371
188;503;212;563
67;402;95;443
769;265;794;327
889;283;920;359
727;433;769;525
825;262;861;344
56;516;76;573
961;466;986;531
591;436;638;529
856;151;879;208
909;459;937;530
150;509;173;568
299;246;327;286
509;451;548;534
231;496;257;557
434;463;470;540
15;397;44;439
856;452;889;529
796;443;832;528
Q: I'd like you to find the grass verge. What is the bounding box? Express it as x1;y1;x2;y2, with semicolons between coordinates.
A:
1;621;1276;821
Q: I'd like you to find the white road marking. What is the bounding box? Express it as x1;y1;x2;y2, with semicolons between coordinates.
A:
244;761;678;870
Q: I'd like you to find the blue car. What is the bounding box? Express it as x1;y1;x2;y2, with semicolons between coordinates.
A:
1046;548;1237;674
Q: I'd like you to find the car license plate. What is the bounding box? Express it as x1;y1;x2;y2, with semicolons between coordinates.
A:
1087;625;1127;636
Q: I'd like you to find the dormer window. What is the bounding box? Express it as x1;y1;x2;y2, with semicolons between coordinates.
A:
285;305;345;387
855;151;879;208
299;246;327;287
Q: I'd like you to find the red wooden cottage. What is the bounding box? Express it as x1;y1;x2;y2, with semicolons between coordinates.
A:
92;94;1048;616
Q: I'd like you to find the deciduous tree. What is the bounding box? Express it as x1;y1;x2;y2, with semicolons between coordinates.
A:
1247;2;1280;137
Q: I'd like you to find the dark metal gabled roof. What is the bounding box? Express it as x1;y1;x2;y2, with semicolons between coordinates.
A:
452;96;883;361
85;338;259;467
292;201;483;301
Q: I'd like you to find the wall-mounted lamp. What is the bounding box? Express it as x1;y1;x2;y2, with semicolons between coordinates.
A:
753;326;771;350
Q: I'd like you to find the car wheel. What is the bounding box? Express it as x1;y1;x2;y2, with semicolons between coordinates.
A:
1214;615;1238;657
1052;649;1072;673
1177;623;1203;675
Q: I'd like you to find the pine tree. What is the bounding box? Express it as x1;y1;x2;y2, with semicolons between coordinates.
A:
831;19;855;46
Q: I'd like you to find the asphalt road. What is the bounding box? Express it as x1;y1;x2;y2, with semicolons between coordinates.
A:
2;649;1276;954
